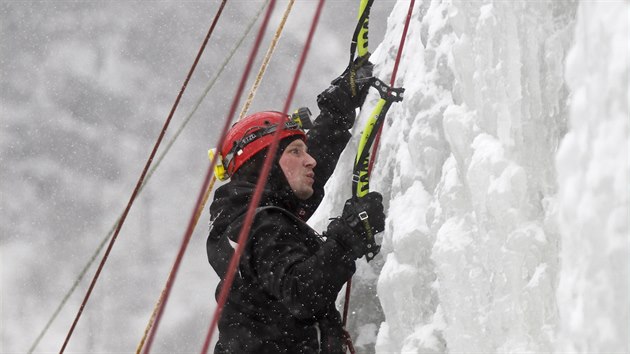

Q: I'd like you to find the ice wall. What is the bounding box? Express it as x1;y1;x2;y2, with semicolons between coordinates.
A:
313;0;628;353
555;2;629;353
372;1;576;352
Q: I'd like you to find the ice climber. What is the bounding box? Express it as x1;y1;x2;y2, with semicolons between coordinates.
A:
206;59;386;353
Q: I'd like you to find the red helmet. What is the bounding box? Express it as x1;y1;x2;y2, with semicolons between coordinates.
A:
213;110;311;180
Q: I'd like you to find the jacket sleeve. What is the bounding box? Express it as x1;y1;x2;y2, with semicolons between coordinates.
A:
297;109;353;218
249;211;356;320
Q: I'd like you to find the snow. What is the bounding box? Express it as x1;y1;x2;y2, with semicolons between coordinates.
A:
3;0;628;353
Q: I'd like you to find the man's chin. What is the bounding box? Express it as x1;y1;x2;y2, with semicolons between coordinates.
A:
294;187;314;200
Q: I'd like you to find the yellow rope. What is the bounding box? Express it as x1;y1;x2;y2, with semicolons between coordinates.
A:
239;0;295;119
136;177;217;354
136;286;167;354
136;1;295;352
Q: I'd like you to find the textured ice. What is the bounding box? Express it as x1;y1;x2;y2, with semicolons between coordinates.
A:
310;1;628;353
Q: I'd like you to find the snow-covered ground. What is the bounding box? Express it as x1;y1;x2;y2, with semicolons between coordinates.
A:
311;1;628;353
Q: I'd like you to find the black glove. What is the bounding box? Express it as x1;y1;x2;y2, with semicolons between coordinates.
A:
317;56;374;126
326;192;385;259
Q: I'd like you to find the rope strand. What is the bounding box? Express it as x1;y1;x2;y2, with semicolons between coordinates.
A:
343;3;415;353
134;3;266;350
367;0;415;174
200;122;283;354
282;0;325;113
238;0;295;119
29;3;258;353
58;1;228;352
201;1;325;352
142;1;278;353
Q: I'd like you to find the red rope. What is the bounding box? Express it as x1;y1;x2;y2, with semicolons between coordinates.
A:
343;3;415;353
342;278;352;326
59;2;228;352
367;0;414;175
201;123;284;354
388;2;414;89
201;1;325;352
137;1;278;353
342;278;355;354
345;329;356;354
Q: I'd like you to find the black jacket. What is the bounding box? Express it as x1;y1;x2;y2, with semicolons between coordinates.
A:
207;112;357;353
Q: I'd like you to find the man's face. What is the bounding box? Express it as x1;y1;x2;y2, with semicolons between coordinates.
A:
279;139;317;200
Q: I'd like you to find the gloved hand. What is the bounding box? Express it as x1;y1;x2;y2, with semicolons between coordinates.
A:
317;56;374;127
326;192;385;259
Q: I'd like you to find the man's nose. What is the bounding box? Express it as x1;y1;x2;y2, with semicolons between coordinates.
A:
305;152;316;168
